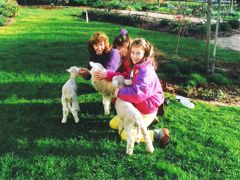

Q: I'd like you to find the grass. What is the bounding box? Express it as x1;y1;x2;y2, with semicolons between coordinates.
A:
0;6;240;179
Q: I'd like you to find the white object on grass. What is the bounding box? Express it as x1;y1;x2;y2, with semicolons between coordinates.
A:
85;10;89;23
176;95;195;109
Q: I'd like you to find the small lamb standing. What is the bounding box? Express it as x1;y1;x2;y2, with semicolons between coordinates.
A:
89;61;117;115
112;75;154;155
61;66;80;124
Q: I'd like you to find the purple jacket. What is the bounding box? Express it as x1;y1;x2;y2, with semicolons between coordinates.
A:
117;60;164;114
83;48;121;80
88;48;121;71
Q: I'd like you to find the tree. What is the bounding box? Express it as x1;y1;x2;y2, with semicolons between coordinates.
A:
230;0;234;12
205;0;212;74
211;0;221;75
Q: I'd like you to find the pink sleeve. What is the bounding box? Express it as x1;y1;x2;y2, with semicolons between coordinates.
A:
117;71;148;103
106;70;130;81
117;84;147;103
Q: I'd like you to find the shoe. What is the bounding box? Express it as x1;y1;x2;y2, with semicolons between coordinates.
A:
154;128;170;148
152;116;159;125
160;128;170;148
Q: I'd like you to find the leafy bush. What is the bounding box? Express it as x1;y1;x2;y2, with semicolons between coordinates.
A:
219;22;232;32
17;0;69;5
199;89;226;101
0;0;18;18
159;19;170;28
186;73;207;87
70;0;89;6
210;73;232;86
171;61;192;74
0;15;7;26
86;10;148;28
162;63;179;74
228;20;240;29
191;61;205;73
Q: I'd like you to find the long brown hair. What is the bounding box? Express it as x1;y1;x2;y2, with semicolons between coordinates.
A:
88;32;112;55
130;38;157;69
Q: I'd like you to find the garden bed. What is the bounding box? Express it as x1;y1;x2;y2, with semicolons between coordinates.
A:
82;9;240;40
156;54;240;106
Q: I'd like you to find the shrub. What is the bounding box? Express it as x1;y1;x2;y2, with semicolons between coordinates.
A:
210;73;232;86
172;61;192;74
162;63;179;74
194;24;207;34
0;0;18;18
219;22;232;32
186;73;207;87
159;19;170;28
17;0;69;5
199;89;226;101
0;15;7;26
228;20;240;29
70;0;89;6
132;2;143;11
191;61;205;73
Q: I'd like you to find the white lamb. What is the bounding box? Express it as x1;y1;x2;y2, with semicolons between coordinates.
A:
112;75;154;155
61;66;80;124
89;61;117;115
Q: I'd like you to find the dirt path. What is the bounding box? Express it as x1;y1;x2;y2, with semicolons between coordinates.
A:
114;9;210;24
211;34;240;52
110;9;239;52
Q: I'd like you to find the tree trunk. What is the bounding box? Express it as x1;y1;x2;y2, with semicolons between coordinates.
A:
230;0;234;12
212;0;221;75
205;0;212;74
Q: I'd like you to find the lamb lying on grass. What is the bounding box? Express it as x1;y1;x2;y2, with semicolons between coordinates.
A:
112;75;154;155
89;61;118;115
61;66;80;124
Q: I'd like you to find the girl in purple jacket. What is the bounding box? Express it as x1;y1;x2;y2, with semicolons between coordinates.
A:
96;38;170;147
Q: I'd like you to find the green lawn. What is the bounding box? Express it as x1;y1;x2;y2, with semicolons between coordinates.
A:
0;6;240;179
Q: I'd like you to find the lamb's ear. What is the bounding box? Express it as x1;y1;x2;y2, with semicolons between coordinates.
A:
66;68;71;73
89;61;95;68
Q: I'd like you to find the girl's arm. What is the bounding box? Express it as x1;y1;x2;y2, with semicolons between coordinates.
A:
106;49;121;72
94;70;130;81
117;70;151;103
106;70;130;81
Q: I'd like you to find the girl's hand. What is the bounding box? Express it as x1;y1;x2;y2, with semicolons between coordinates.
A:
79;68;89;75
94;70;107;80
78;68;90;79
114;88;119;97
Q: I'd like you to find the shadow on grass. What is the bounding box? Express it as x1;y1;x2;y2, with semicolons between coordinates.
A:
0;102;119;156
0;82;95;99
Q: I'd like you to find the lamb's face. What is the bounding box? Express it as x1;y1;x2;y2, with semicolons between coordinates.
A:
89;61;105;75
112;75;132;88
112;75;125;88
67;66;80;77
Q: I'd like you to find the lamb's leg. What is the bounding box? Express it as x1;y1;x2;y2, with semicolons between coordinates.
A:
137;119;154;153
61;97;69;123
118;117;123;135
71;98;80;123
135;125;141;144
102;95;111;115
125;123;135;155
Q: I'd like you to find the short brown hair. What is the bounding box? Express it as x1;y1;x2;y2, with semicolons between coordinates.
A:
88;32;112;54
